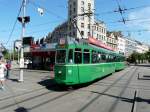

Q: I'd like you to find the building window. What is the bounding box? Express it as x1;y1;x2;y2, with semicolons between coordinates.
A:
104;29;106;34
81;16;84;20
74;8;76;13
69;26;71;30
81;7;84;13
73;32;75;36
97;27;98;31
70;10;72;16
88;24;90;29
88;32;90;36
73;2;76;6
88;3;91;7
81;1;84;5
70;4;72;9
81;31;84;36
81;23;84;28
104;36;105;41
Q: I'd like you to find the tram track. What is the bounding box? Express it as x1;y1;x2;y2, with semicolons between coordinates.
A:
77;66;136;112
107;68;137;112
92;82;150;91
0;77;58;102
0;90;72;110
28;67;134;111
0;87;45;102
0;67;132;111
0;83;75;111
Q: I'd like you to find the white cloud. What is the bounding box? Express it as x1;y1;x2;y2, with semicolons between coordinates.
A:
128;7;150;30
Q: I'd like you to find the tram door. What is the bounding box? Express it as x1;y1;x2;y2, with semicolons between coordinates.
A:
73;48;82;83
68;49;80;83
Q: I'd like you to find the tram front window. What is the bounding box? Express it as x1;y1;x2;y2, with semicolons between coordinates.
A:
56;50;66;64
68;49;73;63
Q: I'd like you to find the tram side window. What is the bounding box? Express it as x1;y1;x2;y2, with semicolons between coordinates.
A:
106;55;109;62
106;54;112;62
108;55;114;62
83;49;90;64
97;53;101;63
119;57;122;62
75;48;82;64
101;54;106;62
120;56;124;62
118;57;120;62
116;56;120;62
113;56;117;62
92;51;98;63
68;49;73;63
107;54;111;62
122;57;125;61
111;55;115;62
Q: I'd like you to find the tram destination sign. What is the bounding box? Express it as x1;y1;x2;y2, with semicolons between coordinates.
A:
59;38;66;45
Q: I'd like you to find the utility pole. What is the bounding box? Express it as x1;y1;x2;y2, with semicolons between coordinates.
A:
18;0;27;82
18;49;20;64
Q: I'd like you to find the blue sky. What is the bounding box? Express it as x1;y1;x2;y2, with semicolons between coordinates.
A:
0;0;150;49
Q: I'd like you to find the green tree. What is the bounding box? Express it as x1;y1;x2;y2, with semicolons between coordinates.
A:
2;49;9;59
146;50;150;62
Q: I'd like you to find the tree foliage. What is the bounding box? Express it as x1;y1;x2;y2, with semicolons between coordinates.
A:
127;50;150;63
2;49;19;60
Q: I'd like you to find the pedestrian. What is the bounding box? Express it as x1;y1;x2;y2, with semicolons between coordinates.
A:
0;59;7;90
6;60;11;79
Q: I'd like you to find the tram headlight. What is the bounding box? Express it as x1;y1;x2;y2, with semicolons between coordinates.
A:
58;71;62;74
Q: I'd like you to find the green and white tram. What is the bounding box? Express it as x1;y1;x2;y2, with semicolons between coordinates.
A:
54;38;125;85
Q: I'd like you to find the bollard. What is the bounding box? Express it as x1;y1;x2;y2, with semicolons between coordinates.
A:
137;73;140;80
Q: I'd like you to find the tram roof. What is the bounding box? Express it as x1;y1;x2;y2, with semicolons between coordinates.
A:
66;43;123;57
56;37;124;57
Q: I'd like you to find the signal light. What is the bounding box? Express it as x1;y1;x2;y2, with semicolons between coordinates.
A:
17;16;30;23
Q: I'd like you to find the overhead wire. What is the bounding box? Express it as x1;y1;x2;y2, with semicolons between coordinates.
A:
25;0;67;39
97;5;150;15
28;0;66;21
106;17;150;24
28;20;61;28
26;28;51;35
5;0;66;42
6;1;24;45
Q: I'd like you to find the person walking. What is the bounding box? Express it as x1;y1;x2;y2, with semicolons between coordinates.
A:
0;59;7;90
6;60;11;79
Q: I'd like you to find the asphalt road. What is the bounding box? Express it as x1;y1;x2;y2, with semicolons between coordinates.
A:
0;65;150;112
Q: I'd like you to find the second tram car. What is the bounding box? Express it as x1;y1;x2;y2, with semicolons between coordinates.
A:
54;38;125;85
